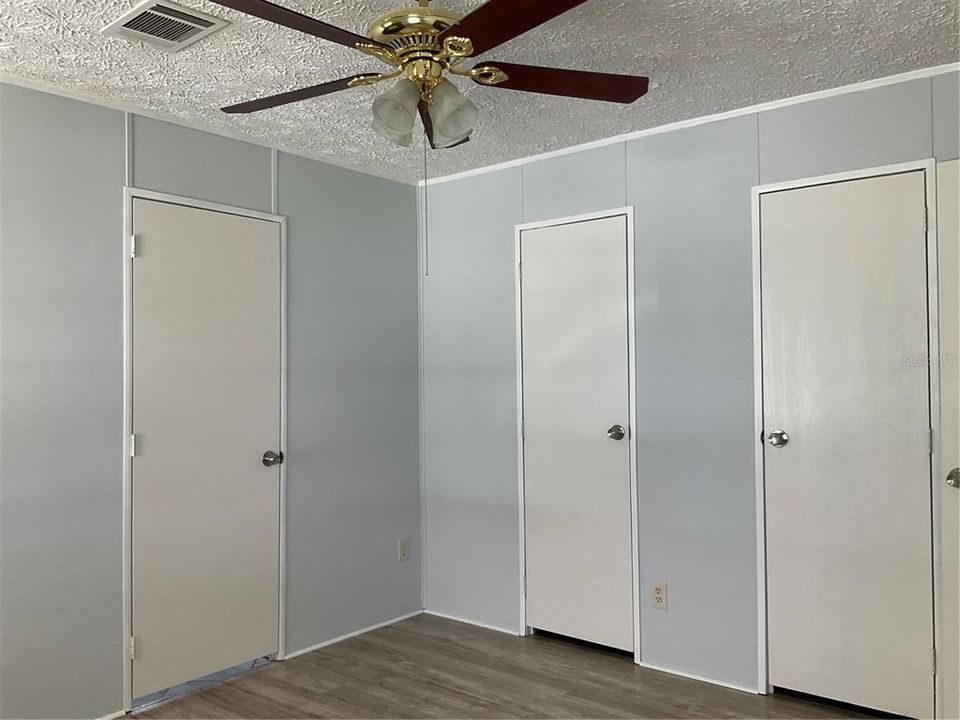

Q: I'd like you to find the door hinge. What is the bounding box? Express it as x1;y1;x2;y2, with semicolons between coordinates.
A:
932;647;937;675
929;428;934;455
129;636;137;660
517;263;522;282
130;433;137;458
923;205;929;235
130;234;138;259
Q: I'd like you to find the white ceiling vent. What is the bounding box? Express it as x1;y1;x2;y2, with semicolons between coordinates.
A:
101;1;228;52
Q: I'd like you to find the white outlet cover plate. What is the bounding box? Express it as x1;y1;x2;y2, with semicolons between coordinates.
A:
651;581;667;609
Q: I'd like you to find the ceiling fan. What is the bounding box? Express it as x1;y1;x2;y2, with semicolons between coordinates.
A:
210;0;650;149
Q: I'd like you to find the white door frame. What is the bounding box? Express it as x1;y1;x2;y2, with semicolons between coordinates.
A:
514;206;641;662
121;187;288;710
751;160;943;711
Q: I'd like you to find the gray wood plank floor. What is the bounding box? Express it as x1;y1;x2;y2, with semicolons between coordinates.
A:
136;614;879;719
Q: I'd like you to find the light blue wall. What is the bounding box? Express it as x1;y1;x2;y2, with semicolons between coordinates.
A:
132;116;273;212
280;152;421;652
758;78;932;183
626;115;759;687
422;168;523;631
521;143;626;223
0;83;420;718
421;69;959;689
933;72;960;161
0;83;126;720
2;66;956;717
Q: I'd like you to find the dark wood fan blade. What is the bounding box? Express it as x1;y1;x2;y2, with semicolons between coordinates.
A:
478;63;649;104
418;99;437;149
441;0;589;57
207;0;384;49
222;75;373;113
418;100;470;149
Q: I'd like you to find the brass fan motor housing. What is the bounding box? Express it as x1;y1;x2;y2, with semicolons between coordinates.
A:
367;6;462;49
354;2;508;100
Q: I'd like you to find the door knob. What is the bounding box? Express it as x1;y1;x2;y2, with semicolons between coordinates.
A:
948;468;960;489
262;450;283;467
607;424;626;441
767;430;789;448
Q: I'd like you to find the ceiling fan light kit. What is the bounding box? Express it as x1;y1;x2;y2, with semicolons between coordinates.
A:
425;79;479;148
371;78;421;147
211;0;651;149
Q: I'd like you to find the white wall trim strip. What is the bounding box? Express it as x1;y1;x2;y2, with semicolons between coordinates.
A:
98;709;128;720
423;611;522;636
280;611;424;660
416;181;429;610
635;661;760;695
270;148;279;215
124;111;133;186
421;62;960;187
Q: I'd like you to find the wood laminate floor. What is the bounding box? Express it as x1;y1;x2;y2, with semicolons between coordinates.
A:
136;614;881;719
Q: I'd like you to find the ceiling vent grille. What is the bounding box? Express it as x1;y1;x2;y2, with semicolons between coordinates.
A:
102;1;228;52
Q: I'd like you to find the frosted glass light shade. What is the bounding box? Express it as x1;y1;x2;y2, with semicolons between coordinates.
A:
372;78;420;146
428;79;478;148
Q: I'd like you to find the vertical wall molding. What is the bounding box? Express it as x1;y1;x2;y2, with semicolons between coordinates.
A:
271;149;279;214
124;112;133;186
417;181;428;609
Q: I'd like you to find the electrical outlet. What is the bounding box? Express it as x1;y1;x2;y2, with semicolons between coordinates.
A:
397;537;411;562
651;581;667;610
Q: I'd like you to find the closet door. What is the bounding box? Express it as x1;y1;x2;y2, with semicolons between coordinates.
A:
132;198;282;698
520;214;634;651
761;171;934;718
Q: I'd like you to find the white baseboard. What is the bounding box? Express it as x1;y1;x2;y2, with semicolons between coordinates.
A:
99;710;127;719
635;660;760;695
280;610;424;660
423;610;521;636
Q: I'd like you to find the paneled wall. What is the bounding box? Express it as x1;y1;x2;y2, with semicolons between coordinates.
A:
626;115;759;686
2;65;957;718
421;168;523;631
421;69;960;689
0;83;420;719
280;153;421;648
0;83;127;720
132;116;273;212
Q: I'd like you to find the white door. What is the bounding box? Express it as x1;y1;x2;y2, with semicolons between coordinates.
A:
520;214;634;651
131;198;282;698
937;159;959;720
761;171;934;718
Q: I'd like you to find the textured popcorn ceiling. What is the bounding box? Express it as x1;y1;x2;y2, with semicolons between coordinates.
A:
1;0;957;183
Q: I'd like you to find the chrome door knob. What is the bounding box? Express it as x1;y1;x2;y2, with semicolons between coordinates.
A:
607;424;626;441
948;467;960;489
767;430;789;448
262;450;284;467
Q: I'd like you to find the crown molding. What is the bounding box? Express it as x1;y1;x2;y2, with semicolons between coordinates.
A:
420;62;960;187
4;61;956;190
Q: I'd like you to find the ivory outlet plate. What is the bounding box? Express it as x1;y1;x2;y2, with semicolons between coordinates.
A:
651;581;667;610
397;537;411;562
